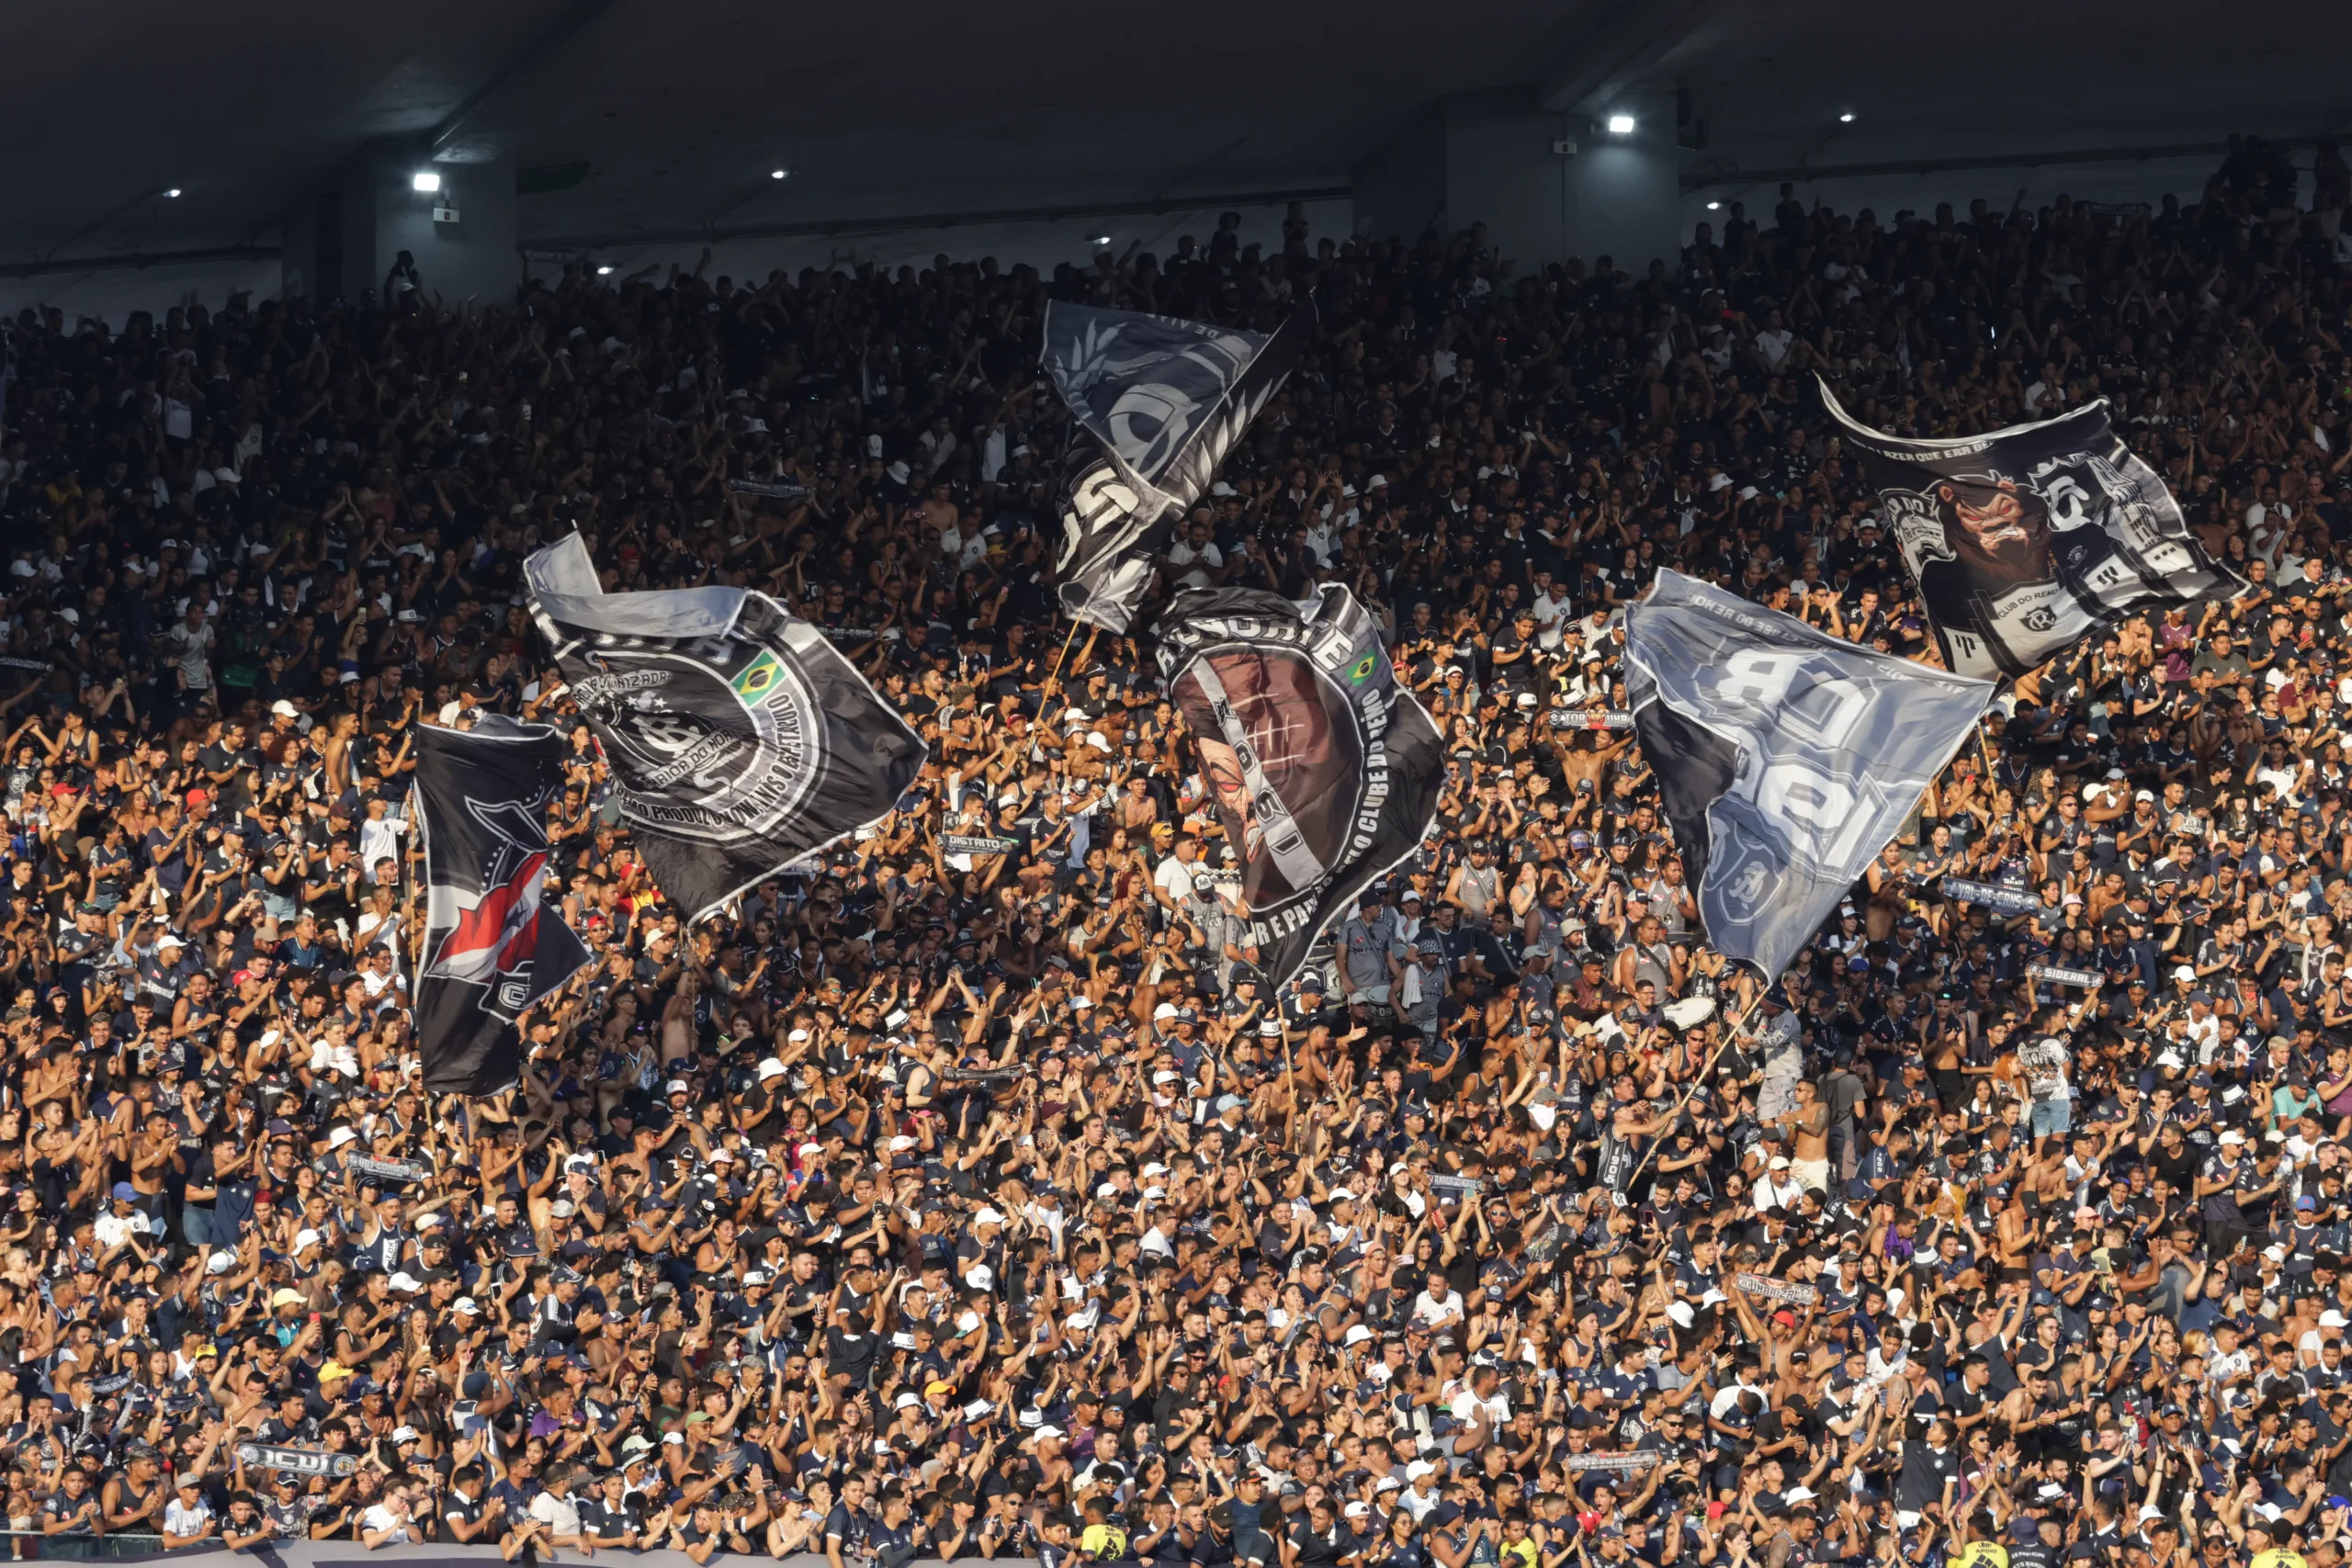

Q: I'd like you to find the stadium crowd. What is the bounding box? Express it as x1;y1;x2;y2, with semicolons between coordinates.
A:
0;132;2348;1568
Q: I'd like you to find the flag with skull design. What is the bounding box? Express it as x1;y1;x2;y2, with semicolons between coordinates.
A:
1818;377;2245;680
1041;298;1315;634
1625;570;1993;981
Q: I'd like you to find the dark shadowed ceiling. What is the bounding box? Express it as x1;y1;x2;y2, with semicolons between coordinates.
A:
3;0;2346;270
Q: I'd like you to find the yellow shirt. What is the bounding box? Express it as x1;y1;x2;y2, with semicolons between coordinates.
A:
2249;1551;2307;1568
1950;1543;2009;1568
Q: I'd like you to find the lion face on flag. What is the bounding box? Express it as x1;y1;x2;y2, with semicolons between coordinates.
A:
1935;475;2049;562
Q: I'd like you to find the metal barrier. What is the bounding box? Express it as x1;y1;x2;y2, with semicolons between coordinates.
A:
4;1534;165;1562
0;1535;1038;1566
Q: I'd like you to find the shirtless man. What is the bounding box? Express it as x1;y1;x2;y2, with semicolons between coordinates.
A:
1779;1078;1833;1194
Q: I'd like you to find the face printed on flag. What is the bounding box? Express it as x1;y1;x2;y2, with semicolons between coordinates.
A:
424;799;559;1012
1151;585;1443;991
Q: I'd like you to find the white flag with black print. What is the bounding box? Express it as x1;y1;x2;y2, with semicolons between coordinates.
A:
1624;570;1993;979
525;535;925;924
1818;377;2245;679
1042;297;1314;633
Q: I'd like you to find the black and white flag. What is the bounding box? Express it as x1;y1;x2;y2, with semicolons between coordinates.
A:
526;535;924;923
414;716;591;1097
1625;570;1992;980
1043;298;1313;633
1154;583;1442;988
1819;378;2245;679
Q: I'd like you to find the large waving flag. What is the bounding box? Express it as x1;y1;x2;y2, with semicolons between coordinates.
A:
1152;583;1442;987
414;716;590;1095
1625;570;1993;979
1819;377;2244;679
1043;298;1313;632
525;535;923;923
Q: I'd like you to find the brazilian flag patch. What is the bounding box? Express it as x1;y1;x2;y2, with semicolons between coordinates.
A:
1348;651;1379;684
730;650;785;702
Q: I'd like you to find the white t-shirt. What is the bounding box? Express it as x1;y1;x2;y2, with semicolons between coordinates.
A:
1169;539;1224;591
357;1506;411;1543
530;1491;582;1536
358;813;407;881
1154;855;1198;904
1410;1286;1464;1327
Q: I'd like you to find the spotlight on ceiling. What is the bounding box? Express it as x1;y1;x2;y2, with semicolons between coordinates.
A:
164;187;183;198
413;170;442;193
1606;114;1635;135
1094;234;1112;245
770;168;788;180
1838;112;1856;123
596;265;614;276
1705;200;1721;210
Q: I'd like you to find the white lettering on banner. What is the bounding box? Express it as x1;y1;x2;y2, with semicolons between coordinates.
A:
1694;651;1887;873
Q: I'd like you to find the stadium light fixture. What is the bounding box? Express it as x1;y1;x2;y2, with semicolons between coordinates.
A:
596;265;615;276
1705;200;1720;210
771;168;788;180
1606;114;1635;136
413;170;442;193
164;187;183;198
1838;112;1856;123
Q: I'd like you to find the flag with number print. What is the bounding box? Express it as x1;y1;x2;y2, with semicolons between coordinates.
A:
1043;298;1314;632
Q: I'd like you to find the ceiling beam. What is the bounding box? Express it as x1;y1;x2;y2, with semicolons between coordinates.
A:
0;245;280;282
1683;132;2338;192
530;185;1354;254
1537;0;1722;114
428;0;628;153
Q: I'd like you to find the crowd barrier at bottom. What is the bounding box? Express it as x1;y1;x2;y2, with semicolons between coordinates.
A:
9;1538;1033;1568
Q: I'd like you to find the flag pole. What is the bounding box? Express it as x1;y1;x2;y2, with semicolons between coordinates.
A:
1624;970;1769;1190
1045;619;1081;688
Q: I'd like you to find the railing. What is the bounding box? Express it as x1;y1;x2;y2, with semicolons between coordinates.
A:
2;1532;164;1562
0;1534;1038;1567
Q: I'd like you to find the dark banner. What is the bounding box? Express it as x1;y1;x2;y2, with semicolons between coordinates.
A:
526;536;924;923
1819;377;2245;679
236;1442;360;1479
1042;298;1314;633
1153;584;1442;988
414;717;591;1097
728;479;812;502
1624;570;1992;981
1940;877;2044;916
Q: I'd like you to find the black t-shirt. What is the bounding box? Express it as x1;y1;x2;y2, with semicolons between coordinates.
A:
1896;1439;1959;1511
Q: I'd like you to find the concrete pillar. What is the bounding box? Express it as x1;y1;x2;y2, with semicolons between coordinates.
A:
1561;85;1680;282
1352;86;1682;282
281;150;518;310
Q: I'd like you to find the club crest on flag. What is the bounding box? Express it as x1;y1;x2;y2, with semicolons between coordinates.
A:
413;717;592;1096
526;534;924;924
423;798;560;1015
567;611;822;842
